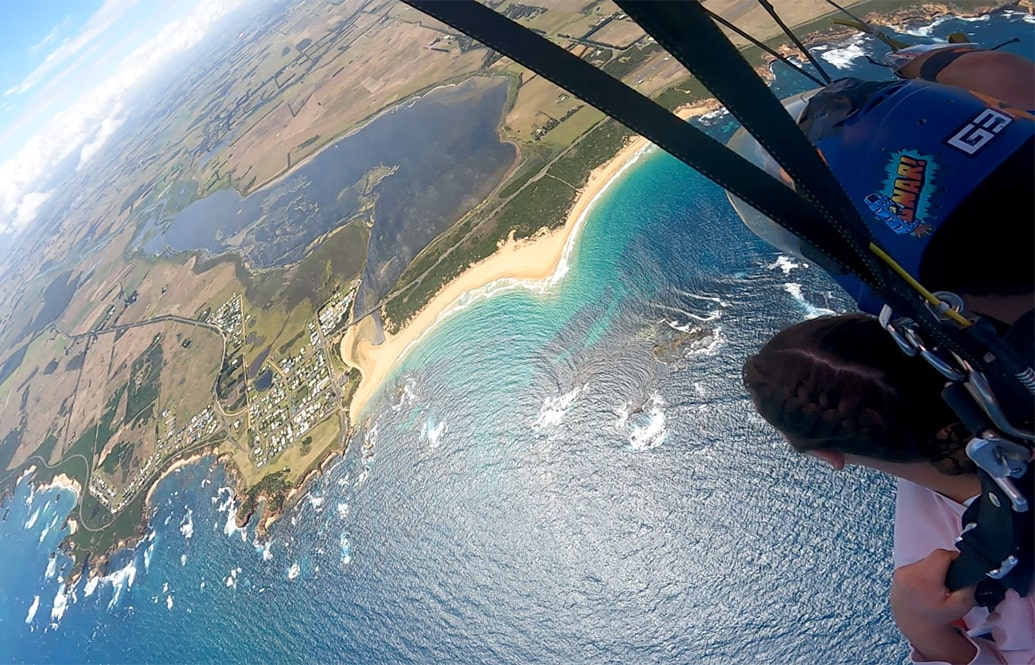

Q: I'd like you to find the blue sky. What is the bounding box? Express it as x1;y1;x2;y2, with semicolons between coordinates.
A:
0;0;248;235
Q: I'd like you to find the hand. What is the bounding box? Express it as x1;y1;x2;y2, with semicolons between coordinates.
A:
891;549;978;664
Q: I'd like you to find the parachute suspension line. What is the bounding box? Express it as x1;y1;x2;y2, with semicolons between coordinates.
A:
614;1;881;284
702;7;828;87
868;243;972;328
755;0;832;84
401;0;874;287
400;0;1032;413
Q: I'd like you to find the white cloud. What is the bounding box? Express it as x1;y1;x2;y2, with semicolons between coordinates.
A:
77;109;126;171
29;25;61;57
8;191;53;234
0;0;247;234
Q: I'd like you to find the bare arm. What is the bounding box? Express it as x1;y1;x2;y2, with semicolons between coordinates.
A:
899;49;1035;110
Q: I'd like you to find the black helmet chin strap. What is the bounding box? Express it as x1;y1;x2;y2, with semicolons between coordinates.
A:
398;0;1035;608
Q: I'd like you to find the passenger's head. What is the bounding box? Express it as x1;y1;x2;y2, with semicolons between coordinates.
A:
805;80;1035;320
742;314;975;474
734;78;1034;321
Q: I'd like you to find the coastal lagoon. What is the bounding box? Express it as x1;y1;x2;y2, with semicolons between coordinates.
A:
140;76;516;310
3;12;1033;664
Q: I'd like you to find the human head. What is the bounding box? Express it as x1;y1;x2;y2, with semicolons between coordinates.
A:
742;313;974;474
733;78;1034;320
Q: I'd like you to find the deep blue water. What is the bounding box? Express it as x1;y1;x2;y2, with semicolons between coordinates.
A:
2;11;1032;664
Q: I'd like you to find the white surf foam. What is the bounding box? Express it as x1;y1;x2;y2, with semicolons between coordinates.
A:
143;541;155;572
336;502;349;520
181;554;187;566
25;595;40;624
658;303;721;324
817;33;867;69
45;556;57;579
25;508;40;530
340;532;352;566
82;558;138;609
627;394;668;451
421;417;446;448
534;384;587;428
166;595;173;610
391;145;652;367
698;106;730;122
180;508;194;539
783;283;836;319
50;585;69;626
254;537;273;561
391;376;418;412
767;255;808;275
687;326;725;357
215;488;247;541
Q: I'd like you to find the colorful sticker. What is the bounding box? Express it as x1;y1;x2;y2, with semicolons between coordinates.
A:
870;150;938;238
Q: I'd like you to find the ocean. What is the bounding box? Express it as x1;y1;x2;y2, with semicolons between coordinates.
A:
2;11;1032;664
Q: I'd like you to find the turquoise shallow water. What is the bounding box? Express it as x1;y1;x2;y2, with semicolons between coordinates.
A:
2;12;1033;663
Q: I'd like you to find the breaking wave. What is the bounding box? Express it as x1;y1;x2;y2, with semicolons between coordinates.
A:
618;393;669;450
783;283;837;318
215;488;247;541
534;385;587;428
180;507;194;539
766;255;808;276
83;558;138;610
50;586;68;626
25;595;39;625
815;33;868;69
421;416;446;448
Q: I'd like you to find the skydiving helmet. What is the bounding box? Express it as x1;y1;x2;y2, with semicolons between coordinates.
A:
728;77;1035;313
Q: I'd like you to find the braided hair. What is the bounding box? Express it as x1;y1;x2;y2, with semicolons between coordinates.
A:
743;314;975;474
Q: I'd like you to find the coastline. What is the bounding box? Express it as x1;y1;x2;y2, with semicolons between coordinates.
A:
341;100;721;423
47;473;82;497
143;449;215;510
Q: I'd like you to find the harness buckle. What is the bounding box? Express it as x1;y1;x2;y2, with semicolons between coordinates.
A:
987;555;1020;580
966;435;1030;512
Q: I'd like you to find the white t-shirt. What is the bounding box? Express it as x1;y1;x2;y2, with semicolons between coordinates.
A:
894;478;1035;664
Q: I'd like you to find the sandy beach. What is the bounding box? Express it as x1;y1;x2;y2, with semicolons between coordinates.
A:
341;100;721;422
48;473;82;497
144;450;213;508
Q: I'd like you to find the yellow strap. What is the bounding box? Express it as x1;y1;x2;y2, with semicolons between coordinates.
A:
869;243;972;328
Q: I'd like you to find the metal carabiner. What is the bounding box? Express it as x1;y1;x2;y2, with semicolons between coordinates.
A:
902;326;966;382
955;357;1035;442
878;305;917;357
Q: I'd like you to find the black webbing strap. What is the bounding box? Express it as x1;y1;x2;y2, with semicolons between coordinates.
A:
402;0;1032;410
614;2;1035;412
942;382;1034;606
952;470;1034;606
614;1;883;289
401;0;1035;606
401;0;876;285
